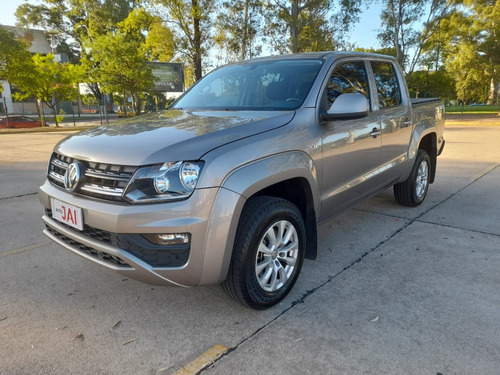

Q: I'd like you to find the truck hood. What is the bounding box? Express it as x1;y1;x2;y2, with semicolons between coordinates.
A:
55;110;295;165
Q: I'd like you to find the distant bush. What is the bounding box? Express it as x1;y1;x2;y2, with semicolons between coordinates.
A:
57;108;65;123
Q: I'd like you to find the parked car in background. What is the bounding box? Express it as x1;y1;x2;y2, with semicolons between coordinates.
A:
0;115;46;129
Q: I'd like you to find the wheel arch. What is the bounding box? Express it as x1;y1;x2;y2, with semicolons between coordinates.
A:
408;122;438;184
418;132;437;183
250;178;318;261
223;152;319;261
208;152;319;285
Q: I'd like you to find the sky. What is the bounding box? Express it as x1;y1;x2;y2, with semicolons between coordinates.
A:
0;0;382;50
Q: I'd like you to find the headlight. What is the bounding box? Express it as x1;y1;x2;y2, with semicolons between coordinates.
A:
123;161;203;203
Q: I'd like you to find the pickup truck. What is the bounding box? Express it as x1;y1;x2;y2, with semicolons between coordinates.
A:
40;52;445;309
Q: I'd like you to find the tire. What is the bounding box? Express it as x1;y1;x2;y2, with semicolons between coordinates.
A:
394;149;431;207
222;196;306;310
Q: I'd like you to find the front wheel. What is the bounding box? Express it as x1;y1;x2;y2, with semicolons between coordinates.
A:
222;196;306;310
394;150;431;207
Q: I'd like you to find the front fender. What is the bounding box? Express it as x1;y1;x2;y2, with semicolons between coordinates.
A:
199;151;319;285
222;151;318;203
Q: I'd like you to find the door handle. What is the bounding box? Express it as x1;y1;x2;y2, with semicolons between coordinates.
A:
403;118;412;128
370;127;381;138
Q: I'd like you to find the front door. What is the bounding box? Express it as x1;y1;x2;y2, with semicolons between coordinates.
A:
319;60;382;221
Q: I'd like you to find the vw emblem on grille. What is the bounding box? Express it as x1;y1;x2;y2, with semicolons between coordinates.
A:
64;162;84;191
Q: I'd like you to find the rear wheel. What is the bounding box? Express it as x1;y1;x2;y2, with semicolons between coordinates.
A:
222;196;306;310
394;150;431;207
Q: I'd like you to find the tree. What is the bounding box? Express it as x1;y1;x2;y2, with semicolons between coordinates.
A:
433;0;500;104
154;0;215;84
89;32;155;115
15;0;145;96
86;8;171;115
262;0;362;54
377;0;451;75
10;54;82;126
0;27;33;92
214;0;262;63
406;68;456;100
377;0;423;70
354;46;397;57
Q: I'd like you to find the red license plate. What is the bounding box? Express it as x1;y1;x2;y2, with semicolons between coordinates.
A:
50;198;83;231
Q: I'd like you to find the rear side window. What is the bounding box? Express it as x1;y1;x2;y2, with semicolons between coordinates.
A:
325;61;370;107
371;61;401;108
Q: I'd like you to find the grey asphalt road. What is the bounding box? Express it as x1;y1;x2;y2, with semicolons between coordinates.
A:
1;124;499;375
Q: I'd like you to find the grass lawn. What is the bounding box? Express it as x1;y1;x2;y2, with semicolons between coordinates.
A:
446;105;499;114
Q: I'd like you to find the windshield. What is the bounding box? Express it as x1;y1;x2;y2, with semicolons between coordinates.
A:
173;59;324;111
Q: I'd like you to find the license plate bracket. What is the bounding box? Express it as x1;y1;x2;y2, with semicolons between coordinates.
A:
50;199;84;231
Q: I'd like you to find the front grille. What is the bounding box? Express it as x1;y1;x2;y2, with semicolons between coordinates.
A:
45;208;112;243
47;153;137;202
45;209;190;268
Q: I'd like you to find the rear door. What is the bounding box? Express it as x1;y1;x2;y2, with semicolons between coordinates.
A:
370;60;413;185
319;60;382;220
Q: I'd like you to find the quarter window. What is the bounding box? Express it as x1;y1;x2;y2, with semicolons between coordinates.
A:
371;61;402;108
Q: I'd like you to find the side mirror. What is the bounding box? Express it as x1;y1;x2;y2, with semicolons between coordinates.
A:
321;93;370;121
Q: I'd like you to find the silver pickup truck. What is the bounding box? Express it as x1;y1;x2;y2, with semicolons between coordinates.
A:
40;52;445;309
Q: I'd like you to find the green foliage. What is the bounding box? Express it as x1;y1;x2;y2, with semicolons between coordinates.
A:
406;68;456;99
10;0;497;109
144;21;175;62
154;0;215;84
446;104;500;113
85;8;169;114
377;0;451;75
88;32;154;115
81;94;98;106
56;108;66;123
354;47;397;57
423;0;500;103
214;0;262;63
377;0;423;69
0;28;32;89
10;54;82;126
262;0;362;54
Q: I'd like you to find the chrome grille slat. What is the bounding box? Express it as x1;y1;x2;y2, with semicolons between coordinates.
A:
85;169;130;182
81;184;124;197
52;158;68;169
47;152;136;202
49;171;65;184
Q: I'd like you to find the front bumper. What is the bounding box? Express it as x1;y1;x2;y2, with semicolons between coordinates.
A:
39;181;240;287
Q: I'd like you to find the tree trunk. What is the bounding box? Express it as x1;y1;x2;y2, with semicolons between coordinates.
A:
241;0;249;60
192;0;202;81
36;98;47;127
290;0;299;53
486;77;495;105
48;103;59;127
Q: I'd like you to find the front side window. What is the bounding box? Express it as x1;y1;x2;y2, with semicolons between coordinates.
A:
371;61;402;108
324;61;370;108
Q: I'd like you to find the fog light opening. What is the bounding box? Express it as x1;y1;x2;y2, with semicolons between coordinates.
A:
143;233;191;246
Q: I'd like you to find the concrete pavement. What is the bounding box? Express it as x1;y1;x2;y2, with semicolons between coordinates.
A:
0;122;499;374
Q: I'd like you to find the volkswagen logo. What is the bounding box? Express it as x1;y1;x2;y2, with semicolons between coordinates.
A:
64;162;84;191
